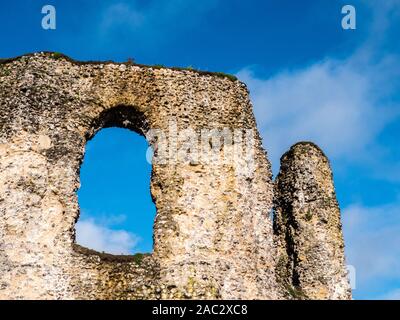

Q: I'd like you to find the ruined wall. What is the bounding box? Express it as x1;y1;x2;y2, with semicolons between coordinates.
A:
0;52;350;299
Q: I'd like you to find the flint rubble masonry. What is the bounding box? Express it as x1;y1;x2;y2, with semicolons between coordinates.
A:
273;142;351;299
0;53;351;299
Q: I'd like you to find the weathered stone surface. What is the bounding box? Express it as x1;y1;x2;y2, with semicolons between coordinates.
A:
0;53;351;300
273;142;351;299
0;52;278;299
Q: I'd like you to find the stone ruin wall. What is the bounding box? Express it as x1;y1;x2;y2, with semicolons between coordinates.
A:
0;53;351;299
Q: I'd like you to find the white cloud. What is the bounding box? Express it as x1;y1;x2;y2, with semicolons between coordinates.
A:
342;202;400;298
101;3;144;31
380;289;400;300
76;218;140;255
236;2;400;174
237;54;399;174
100;0;220;40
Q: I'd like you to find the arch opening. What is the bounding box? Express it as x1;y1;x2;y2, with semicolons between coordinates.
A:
74;106;155;256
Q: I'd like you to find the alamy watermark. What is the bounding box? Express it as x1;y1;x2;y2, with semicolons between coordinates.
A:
41;5;56;30
342;5;356;30
41;4;356;31
145;121;256;179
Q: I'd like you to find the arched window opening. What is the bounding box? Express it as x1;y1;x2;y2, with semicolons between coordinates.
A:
75;127;155;255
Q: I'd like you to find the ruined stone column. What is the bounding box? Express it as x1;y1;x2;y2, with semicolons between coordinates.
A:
273;142;351;299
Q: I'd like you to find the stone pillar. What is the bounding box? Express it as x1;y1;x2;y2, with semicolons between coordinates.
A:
273;142;351;299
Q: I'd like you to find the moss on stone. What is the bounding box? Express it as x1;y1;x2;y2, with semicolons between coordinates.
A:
0;51;239;82
0;69;10;77
286;284;308;300
72;243;149;265
305;210;313;221
212;72;238;81
51;52;65;60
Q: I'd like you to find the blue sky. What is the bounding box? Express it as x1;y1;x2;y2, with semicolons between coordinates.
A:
1;0;399;299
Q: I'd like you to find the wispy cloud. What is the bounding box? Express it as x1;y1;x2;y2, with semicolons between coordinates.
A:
76;217;140;254
101;3;144;31
99;0;220;43
342;202;400;299
379;289;400;300
237;59;395;171
236;1;400;174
